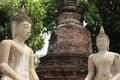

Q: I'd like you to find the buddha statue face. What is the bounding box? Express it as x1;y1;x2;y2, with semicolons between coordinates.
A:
97;37;109;51
15;21;31;40
96;26;110;51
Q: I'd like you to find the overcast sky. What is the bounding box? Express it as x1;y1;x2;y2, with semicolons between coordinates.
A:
35;34;50;57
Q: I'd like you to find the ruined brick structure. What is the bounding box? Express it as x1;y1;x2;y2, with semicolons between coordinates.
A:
36;0;92;80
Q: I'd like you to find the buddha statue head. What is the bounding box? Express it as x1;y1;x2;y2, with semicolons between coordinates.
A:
96;26;110;51
10;6;32;39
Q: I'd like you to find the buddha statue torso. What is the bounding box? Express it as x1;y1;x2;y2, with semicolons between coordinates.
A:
1;40;30;80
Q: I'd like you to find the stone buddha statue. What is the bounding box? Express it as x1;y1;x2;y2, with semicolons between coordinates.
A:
0;11;39;80
85;26;120;80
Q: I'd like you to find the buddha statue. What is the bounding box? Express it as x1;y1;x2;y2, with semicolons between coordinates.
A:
85;26;120;80
0;11;39;80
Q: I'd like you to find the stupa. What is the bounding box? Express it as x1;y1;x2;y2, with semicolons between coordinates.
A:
36;0;92;80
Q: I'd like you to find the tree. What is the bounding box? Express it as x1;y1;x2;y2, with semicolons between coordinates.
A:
0;0;47;52
77;0;102;52
0;0;63;52
1;0;119;53
89;0;120;53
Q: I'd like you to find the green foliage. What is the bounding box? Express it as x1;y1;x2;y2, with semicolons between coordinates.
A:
25;0;47;51
90;0;120;53
0;0;48;52
1;0;101;52
1;0;119;53
80;1;102;52
77;1;102;52
42;0;63;32
34;53;40;69
0;0;18;40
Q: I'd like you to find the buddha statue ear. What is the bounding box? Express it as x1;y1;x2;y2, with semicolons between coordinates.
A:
11;21;17;38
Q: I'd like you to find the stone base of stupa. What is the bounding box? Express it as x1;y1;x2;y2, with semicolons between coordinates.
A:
36;53;88;80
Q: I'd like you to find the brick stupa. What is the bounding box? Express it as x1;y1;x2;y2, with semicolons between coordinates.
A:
36;0;92;80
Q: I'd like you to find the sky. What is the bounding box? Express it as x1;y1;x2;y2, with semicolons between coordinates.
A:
35;34;50;57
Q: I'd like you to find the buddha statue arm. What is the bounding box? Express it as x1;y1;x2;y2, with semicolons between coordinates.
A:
112;73;120;80
85;55;95;80
29;49;39;80
0;40;26;80
112;54;120;80
114;54;120;72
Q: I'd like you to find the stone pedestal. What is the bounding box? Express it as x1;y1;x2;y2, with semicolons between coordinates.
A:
36;53;88;80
